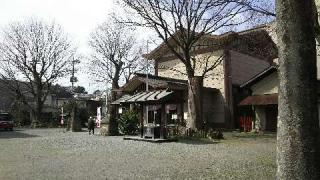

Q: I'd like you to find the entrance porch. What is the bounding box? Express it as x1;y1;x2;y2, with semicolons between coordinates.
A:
115;90;184;139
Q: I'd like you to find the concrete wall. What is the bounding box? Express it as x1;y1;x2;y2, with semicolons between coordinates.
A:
255;106;267;131
158;51;225;94
252;72;279;95
158;51;226;125
202;90;225;125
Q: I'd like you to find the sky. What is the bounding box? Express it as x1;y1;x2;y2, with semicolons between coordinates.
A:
0;0;272;93
0;0;118;93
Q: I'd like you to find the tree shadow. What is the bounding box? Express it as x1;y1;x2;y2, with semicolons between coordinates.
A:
0;130;40;139
175;137;221;145
228;133;276;140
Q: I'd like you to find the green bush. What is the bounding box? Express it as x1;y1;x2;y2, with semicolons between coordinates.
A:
118;110;139;135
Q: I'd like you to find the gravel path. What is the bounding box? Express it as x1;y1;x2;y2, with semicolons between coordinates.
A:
0;128;276;180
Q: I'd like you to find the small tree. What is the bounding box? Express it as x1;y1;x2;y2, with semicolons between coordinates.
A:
73;86;88;94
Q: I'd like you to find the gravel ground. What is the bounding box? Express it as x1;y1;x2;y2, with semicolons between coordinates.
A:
0;128;276;180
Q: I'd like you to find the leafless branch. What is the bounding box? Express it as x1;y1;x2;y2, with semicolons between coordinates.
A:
122;0;273;78
0;18;75;123
88;18;144;89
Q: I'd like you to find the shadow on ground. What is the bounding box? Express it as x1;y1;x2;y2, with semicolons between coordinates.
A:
175;137;221;145
228;133;276;139
0;130;40;139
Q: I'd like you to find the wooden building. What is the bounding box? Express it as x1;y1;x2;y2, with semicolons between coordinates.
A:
239;65;320;132
239;66;278;132
112;26;278;139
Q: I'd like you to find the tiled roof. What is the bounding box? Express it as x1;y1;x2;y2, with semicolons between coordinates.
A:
111;90;174;104
240;66;277;88
121;73;188;92
110;95;132;105
239;94;278;106
144;26;277;61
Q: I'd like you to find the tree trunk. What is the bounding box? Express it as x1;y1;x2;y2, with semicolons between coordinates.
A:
187;76;203;130
108;68;121;135
108;89;119;135
31;93;43;128
276;0;320;179
31;82;44;128
312;0;320;43
70;103;81;132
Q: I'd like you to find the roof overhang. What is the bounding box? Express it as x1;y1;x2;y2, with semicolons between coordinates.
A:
240;66;277;88
239;94;278;106
111;90;174;105
145;27;277;61
121;73;188;92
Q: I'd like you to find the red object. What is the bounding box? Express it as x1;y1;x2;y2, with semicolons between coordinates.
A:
0;121;13;129
239;116;253;132
0;113;14;130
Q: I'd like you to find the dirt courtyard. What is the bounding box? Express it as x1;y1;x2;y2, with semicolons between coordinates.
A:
0;128;276;180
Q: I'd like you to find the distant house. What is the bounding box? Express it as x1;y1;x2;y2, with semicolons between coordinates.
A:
239;65;320;132
0;81;15;113
73;93;103;116
236;21;320;132
112;25;278;139
0;81;102;125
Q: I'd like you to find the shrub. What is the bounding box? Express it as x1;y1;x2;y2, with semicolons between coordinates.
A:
118;110;139;135
207;129;224;139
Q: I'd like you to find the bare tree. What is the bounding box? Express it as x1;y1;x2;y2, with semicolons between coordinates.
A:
0;18;74;127
121;0;271;130
276;0;320;179
89;19;143;135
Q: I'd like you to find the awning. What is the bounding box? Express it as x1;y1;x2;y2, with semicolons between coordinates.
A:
111;90;174;105
110;95;132;105
239;94;278;106
121;73;188;92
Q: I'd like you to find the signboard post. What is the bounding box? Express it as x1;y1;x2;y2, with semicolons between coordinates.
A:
60;107;64;125
96;107;101;128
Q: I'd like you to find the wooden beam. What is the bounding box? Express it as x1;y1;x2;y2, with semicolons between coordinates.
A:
140;105;144;138
160;103;166;139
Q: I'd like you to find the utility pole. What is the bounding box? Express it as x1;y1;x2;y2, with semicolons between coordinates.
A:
145;40;151;138
70;57;80;93
146;40;149;92
146;40;149;116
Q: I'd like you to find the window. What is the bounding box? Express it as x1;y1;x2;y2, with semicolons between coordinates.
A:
148;109;161;124
167;110;178;125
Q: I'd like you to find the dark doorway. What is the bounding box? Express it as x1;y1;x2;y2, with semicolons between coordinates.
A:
265;105;278;132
